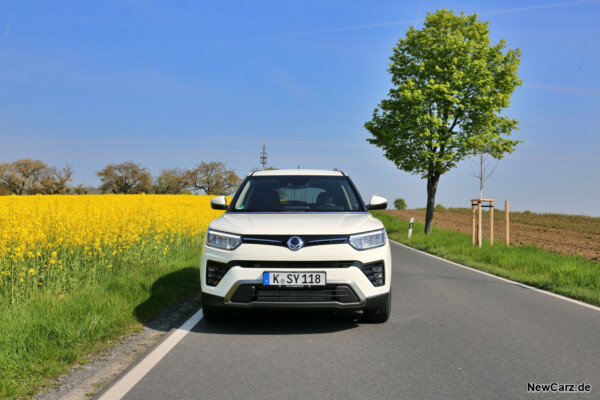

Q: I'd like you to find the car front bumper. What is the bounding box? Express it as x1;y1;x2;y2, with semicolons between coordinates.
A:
201;289;390;311
200;241;392;310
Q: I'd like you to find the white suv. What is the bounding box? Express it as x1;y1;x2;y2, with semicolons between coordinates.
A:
200;169;392;323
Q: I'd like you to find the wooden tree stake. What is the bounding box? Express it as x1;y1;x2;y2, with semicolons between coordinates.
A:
470;198;498;247
477;200;482;247
490;200;494;246
471;200;477;245
505;200;510;247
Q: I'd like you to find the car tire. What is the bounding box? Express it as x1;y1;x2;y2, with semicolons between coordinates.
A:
363;292;391;323
202;305;228;323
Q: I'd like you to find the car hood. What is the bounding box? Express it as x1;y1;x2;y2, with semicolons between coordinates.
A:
208;212;384;235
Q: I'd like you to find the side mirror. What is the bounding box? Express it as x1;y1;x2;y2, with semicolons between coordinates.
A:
210;196;228;210
366;195;387;210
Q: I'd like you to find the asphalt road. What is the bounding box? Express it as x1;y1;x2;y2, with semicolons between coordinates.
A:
99;241;600;399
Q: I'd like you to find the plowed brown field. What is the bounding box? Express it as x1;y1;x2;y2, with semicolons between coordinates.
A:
383;209;600;262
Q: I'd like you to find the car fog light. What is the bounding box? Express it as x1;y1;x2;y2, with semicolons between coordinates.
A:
206;261;231;286
359;261;385;287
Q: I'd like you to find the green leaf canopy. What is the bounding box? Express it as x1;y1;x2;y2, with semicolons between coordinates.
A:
365;9;522;179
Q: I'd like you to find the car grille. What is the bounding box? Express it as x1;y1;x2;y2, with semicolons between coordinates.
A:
233;260;357;269
230;285;359;304
241;234;348;247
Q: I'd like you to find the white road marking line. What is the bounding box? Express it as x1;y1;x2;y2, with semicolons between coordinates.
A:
390;240;600;313
97;308;204;400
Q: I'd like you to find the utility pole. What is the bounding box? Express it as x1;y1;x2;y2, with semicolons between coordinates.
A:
260;141;268;170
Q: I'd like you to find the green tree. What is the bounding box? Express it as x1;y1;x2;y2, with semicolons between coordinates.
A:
96;161;152;194
394;198;407;210
365;9;521;233
186;161;241;195
153;168;190;194
0;159;49;194
40;166;73;194
72;184;88;195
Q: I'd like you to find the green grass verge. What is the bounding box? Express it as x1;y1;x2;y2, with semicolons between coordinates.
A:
373;211;600;307
0;247;202;399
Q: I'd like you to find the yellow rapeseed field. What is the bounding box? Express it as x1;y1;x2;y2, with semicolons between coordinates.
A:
0;194;224;303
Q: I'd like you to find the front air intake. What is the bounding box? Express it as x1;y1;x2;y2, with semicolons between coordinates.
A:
206;260;231;287
360;260;385;287
230;284;360;304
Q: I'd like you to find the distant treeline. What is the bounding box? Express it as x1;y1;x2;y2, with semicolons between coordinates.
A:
0;159;241;196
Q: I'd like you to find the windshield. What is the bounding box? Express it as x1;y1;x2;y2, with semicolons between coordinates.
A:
230;176;365;212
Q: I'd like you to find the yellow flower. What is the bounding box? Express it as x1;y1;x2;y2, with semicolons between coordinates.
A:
0;194;227;300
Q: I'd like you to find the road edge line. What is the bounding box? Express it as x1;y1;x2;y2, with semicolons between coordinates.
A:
96;308;204;400
390;240;600;313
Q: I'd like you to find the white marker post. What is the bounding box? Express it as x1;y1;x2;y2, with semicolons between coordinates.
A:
408;217;414;239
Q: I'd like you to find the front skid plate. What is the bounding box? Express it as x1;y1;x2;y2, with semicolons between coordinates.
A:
201;291;390;311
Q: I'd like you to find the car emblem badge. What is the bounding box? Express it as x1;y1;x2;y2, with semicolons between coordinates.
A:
287;236;304;251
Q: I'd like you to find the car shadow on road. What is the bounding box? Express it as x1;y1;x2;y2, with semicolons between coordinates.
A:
134;266;203;332
133;266;362;335
191;309;363;336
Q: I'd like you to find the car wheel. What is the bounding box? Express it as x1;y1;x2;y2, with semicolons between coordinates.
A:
363;292;391;323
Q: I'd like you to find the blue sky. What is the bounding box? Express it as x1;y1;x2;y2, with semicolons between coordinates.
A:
1;0;599;215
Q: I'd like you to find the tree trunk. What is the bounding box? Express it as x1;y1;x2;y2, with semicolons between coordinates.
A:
425;174;440;234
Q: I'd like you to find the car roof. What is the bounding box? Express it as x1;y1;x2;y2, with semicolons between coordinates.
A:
251;169;345;177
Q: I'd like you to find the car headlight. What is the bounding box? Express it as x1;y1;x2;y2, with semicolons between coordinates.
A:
349;229;386;250
206;229;242;250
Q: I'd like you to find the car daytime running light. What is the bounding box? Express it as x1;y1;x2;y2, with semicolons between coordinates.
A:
206;229;242;250
349;229;386;250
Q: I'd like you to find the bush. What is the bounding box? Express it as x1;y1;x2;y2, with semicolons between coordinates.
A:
434;203;446;211
394;198;407;210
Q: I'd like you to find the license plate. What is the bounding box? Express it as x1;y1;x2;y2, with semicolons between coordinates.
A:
263;271;326;287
